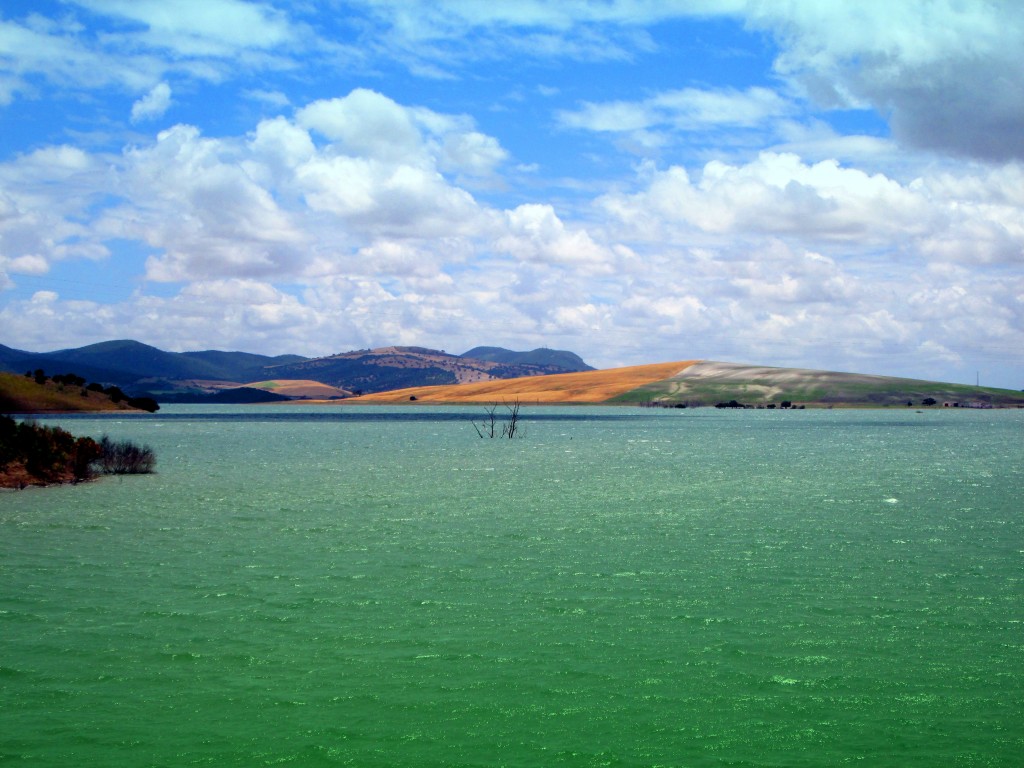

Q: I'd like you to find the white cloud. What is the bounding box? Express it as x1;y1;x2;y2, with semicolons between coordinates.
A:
297;89;507;180
0;146;109;275
0;252;48;293
0;13;149;97
560;86;790;134
4;0;1019;169
739;0;1024;160
245;116;317;186
131;82;172;123
0;90;514;295
655;87;790;128
599;153;939;249
290;90;503;237
0;0;305;104
356;2;1024;163
245;88;291;108
104;124;309;281
71;0;297;57
298;90;424;162
559;100;654;133
353;1;659;70
494;204;614;271
295;154;484;238
437;131;508;179
6;254;49;275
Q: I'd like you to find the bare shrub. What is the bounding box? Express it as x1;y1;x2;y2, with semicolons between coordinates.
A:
501;400;523;438
98;436;156;475
472;400;524;439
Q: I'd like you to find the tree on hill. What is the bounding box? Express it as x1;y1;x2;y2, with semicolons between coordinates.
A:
52;373;87;388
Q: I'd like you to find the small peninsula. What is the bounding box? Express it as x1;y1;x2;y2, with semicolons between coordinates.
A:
0;371;158;489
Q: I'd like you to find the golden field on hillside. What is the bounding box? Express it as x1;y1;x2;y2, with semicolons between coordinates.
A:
348;361;698;404
0;372;136;413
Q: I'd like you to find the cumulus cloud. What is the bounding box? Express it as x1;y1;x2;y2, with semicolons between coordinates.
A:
0;89;516;294
0;146;109;276
599;152;998;257
580;151;1024;375
290;90;503;237
94;124;307;281
493;204;615;271
297;89;507;179
298;90;424;162
739;0;1024;161
131;82;172;122
295;151;484;239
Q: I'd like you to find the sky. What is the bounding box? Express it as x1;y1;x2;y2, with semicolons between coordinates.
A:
1;1;1022;389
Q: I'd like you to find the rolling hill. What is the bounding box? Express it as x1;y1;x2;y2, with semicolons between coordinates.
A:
350;361;696;404
242;380;353;399
0;372;153;413
347;360;1024;407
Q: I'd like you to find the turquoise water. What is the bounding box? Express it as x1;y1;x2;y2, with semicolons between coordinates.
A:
2;406;1022;767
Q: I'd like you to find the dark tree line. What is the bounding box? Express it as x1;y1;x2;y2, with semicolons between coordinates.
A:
26;369;159;412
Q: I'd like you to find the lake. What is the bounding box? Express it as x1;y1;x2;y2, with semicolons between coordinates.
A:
2;405;1022;766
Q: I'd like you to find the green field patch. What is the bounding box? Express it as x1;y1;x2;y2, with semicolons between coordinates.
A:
610;362;1024;408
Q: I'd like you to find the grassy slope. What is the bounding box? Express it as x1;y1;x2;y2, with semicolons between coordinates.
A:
244;380;352;398
0;372;138;413
610;361;1024;407
347;362;699;404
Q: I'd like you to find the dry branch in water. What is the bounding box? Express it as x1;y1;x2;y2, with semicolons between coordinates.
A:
472;400;524;438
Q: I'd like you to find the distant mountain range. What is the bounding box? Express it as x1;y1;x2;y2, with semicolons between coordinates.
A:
0;340;594;401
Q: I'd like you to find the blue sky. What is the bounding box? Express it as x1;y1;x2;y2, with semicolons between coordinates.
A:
1;1;1022;388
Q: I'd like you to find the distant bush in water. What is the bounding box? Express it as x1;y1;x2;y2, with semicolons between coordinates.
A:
98;436;156;475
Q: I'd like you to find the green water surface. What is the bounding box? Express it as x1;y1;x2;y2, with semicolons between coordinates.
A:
2;406;1022;766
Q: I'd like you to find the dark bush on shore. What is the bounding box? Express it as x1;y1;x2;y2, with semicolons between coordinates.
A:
1;415;157;487
0;414;102;487
126;396;160;412
98;435;156;475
